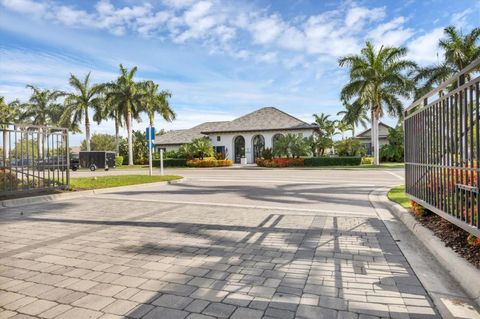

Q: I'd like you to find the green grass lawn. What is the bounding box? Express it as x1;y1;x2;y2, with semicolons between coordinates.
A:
115;165;149;170
70;175;182;190
387;184;411;208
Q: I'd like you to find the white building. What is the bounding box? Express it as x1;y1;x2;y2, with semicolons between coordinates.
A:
154;107;318;164
354;122;392;155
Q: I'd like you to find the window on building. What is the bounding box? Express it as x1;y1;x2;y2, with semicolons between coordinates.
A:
217;136;221;142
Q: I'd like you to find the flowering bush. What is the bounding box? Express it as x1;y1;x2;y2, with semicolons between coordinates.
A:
187;159;232;167
256;158;304;167
467;234;480;247
411;200;426;216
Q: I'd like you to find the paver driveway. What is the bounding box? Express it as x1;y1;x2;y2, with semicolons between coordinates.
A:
0;168;440;318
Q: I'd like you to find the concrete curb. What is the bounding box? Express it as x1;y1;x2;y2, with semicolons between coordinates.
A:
380;193;480;307
0;177;186;209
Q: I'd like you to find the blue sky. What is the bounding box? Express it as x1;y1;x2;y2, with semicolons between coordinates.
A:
0;0;479;145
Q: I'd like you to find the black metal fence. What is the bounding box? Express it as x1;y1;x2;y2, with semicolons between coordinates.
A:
405;57;480;237
0;124;69;196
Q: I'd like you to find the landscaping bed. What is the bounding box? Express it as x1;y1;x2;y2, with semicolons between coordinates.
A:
256;156;362;167
388;185;480;268
186;159;232;167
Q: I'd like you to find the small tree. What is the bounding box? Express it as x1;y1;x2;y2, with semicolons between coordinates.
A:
80;133;116;152
191;138;213;159
380;124;404;162
335;138;365;156
273;135;290;158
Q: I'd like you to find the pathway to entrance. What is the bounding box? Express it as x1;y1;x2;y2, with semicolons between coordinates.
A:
0;168;446;318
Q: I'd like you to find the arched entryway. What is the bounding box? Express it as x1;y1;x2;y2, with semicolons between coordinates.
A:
272;133;284;150
252;135;265;162
233;135;245;164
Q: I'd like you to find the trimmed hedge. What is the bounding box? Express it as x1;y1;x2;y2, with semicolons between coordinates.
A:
303;157;361;166
152;158;187;167
187;159;233;167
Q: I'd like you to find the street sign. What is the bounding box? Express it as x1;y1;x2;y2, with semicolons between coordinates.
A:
146;127;155;141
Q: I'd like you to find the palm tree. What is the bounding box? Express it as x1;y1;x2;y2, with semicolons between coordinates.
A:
21;85;65;157
0;97;21;160
94;94;123;155
415;26;480;98
104;65;145;165
61;73;103;151
313;113;337;138
142;80;176;127
21;85;64;126
337;101;369;137
339;41;416;165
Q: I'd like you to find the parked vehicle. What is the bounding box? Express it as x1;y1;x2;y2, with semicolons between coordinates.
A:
79;151;116;171
36;156;68;171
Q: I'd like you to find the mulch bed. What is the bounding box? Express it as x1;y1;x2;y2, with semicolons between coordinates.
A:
414;212;480;269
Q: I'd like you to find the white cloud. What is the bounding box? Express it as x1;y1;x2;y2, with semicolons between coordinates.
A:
367;17;414;46
255;52;278;64
407;28;444;65
451;8;472;29
345;6;385;28
0;0;47;16
249;14;285;45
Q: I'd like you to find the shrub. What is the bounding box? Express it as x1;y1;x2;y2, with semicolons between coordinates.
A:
152;158;187;167
261;148;273;160
115;156;123;167
0;169;20;191
256;158;304;167
187;159;233;167
303;157;361;166
335;138;365;156
361;156;374;165
467;234;480;247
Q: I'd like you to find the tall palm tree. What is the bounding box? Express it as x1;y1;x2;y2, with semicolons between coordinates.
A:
104;65;144;165
337;101;369;137
415;26;480;98
339;41;416;165
21;85;64;126
0;97;21;160
142;80;176;127
94;94;123;155
61;73;103;151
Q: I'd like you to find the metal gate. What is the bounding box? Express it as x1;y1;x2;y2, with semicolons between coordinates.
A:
404;57;480;237
0;124;70;196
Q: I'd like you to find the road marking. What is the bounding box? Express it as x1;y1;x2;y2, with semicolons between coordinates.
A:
92;195;375;217
385;171;404;181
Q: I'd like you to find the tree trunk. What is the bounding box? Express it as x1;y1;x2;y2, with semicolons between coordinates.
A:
115;118;119;155
149;114;154;128
373;113;380;165
85;108;91;152
127;111;133;166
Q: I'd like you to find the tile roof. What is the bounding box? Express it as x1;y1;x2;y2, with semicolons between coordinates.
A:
154;121;227;145
154;107;317;146
201;107;317;133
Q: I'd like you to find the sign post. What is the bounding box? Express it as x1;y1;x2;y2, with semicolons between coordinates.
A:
146;127;155;176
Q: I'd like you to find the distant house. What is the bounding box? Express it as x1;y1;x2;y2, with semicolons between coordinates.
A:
154;107;318;164
354;122;392;155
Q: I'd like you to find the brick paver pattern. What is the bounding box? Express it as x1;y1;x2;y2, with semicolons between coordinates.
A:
0;197;439;318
